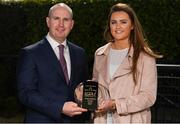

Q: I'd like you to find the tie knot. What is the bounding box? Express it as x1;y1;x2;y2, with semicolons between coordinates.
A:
58;45;64;53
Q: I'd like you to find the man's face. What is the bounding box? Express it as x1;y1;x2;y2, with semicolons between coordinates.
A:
46;7;74;42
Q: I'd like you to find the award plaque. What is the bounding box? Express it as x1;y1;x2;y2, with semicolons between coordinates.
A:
82;80;98;111
74;82;84;107
74;80;98;111
74;80;110;111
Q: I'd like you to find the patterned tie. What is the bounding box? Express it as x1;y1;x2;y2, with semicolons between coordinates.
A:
58;45;69;84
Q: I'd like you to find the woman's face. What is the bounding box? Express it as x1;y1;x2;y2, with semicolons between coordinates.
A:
110;11;133;43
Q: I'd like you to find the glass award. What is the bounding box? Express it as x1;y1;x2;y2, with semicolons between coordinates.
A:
74;80;110;111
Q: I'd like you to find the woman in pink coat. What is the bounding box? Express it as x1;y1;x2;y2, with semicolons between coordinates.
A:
92;3;162;123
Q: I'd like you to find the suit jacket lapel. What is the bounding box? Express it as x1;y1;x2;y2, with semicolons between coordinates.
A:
41;38;66;82
68;42;75;82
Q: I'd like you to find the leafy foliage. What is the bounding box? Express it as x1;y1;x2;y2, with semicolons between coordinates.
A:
0;0;179;62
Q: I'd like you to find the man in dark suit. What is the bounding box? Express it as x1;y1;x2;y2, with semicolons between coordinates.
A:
17;3;89;122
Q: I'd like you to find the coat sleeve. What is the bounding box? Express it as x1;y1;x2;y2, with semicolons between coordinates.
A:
16;49;64;121
116;55;157;115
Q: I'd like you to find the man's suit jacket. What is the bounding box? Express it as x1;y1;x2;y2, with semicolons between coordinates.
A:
17;38;89;122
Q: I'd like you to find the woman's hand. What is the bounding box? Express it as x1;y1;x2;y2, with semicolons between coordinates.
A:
96;99;116;113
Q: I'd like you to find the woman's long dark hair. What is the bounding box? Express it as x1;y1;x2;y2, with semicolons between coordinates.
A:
104;3;162;84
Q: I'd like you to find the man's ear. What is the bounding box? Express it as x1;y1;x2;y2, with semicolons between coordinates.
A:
71;20;74;29
46;17;50;28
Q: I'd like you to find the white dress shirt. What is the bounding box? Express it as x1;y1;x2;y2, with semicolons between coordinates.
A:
46;33;71;79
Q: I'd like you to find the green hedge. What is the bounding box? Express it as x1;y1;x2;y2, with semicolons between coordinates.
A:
0;0;179;119
0;0;179;62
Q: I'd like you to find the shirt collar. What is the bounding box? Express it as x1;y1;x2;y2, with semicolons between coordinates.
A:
46;33;68;49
